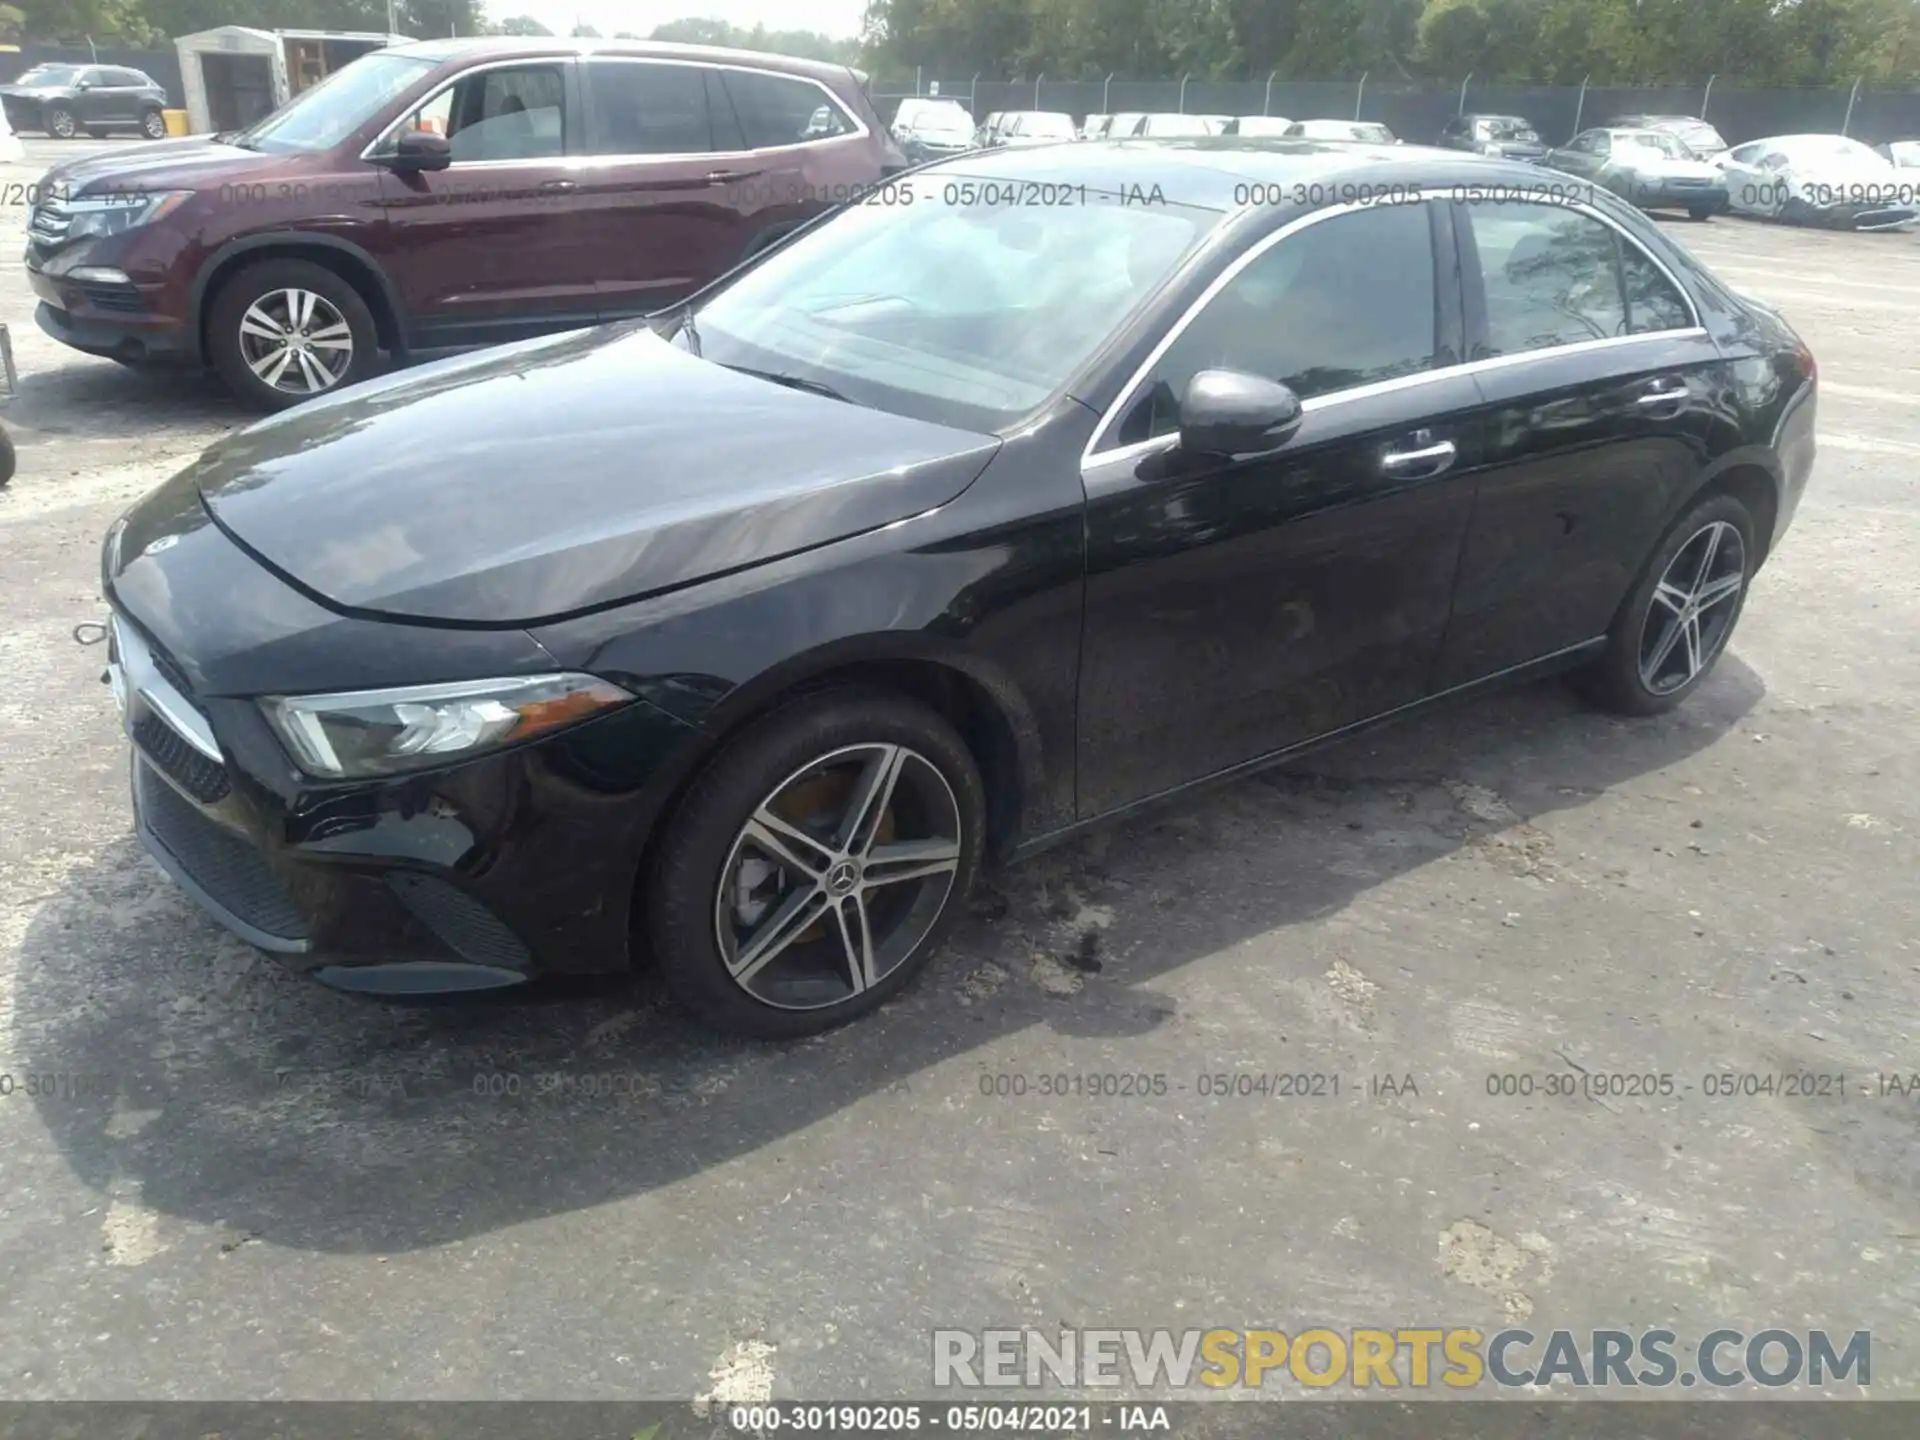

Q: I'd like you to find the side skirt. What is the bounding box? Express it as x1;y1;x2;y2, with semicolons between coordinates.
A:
1009;637;1606;863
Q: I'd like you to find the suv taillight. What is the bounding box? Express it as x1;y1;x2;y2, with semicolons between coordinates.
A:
1797;340;1817;384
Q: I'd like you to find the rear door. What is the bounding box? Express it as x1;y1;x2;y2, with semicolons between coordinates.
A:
373;58;599;348
576;60;867;320
1076;200;1481;814
1431;197;1726;687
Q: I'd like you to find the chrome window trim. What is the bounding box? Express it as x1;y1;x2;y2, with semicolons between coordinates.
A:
360;54;867;166
1082;193;1705;464
109;614;221;762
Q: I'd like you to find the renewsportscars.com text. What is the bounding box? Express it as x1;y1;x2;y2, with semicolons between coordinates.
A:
932;1327;1871;1390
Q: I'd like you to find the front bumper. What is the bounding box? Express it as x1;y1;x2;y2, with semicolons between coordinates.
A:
109;605;698;996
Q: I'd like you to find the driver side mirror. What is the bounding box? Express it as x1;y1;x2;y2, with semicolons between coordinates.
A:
380;129;452;172
1178;369;1303;458
75;78;93;90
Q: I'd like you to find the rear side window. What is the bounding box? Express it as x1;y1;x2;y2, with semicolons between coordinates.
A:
1116;201;1438;445
585;61;712;155
722;70;854;149
1464;201;1692;355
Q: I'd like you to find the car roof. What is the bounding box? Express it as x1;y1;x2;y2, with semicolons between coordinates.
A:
924;136;1511;209
386;35;857;86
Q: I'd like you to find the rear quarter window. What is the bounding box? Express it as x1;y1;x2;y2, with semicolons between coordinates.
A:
721;70;855;149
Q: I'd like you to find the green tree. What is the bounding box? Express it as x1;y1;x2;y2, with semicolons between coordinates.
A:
491;13;552;34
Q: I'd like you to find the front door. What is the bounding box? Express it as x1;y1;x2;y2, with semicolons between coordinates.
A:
1431;198;1729;688
373;58;600;349
1075;199;1481;816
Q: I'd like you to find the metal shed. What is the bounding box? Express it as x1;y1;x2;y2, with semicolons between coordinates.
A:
174;26;403;135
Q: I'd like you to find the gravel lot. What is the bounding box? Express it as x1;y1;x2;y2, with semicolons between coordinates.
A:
1;137;1916;1403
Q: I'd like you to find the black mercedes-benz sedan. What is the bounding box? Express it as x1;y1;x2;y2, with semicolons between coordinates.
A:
100;139;1817;1037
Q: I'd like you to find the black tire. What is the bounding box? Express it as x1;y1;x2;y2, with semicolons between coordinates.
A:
44;104;77;139
1574;491;1756;717
645;689;986;1038
205;258;379;412
139;108;167;140
0;425;15;487
1688;207;1713;222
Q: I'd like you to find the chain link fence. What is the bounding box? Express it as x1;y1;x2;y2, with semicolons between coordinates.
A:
870;74;1919;147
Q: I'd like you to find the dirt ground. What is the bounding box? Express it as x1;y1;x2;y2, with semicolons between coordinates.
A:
0;138;1916;1403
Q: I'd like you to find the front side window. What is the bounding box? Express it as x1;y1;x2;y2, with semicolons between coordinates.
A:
1115;201;1438;447
1465;201;1691;356
689;190;1216;432
240;52;435;153
393;65;565;162
723;70;853;149
585;61;710;155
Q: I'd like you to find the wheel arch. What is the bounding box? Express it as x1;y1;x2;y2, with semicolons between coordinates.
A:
1686;449;1782;569
191;234;405;362
627;638;1048;937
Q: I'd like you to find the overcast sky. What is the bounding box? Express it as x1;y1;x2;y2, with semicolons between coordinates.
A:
485;0;869;40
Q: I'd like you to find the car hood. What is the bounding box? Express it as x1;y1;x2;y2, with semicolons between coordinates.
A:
0;85;68;99
39;137;287;195
192;325;1002;627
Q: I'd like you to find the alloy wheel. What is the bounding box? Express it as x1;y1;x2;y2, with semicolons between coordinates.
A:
714;742;963;1011
141;110;166;139
47;107;75;138
238;288;354;396
1638;519;1745;695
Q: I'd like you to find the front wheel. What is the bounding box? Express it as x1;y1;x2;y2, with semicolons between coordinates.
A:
1688;206;1713;222
1575;493;1755;716
206;258;378;411
646;690;985;1038
44;104;77;139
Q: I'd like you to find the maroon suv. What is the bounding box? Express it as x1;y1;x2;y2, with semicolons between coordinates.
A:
27;38;904;409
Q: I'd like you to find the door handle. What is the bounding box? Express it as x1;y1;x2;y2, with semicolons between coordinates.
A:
539;178;578;194
1380;439;1457;477
1637;380;1688;414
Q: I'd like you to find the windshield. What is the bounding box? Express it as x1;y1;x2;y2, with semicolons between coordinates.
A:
1016;112;1075;138
1621;131;1690;158
1476;118;1537;140
1352;123;1394;143
15;64;79;86
916;109;975;136
234;52;435;153
689;187;1217;431
1144;114;1214;137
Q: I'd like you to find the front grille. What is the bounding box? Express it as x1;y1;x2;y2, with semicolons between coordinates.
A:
386;873;531;970
137;760;310;942
28;193;70;249
133;711;231;803
143;638;205;717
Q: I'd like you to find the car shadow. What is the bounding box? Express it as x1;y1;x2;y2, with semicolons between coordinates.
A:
2;356;247;445
12;658;1764;1253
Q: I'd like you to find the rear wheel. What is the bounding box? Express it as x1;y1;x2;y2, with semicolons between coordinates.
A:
44;104;77;139
206;258;378;411
139;108;167;140
646;690;985;1038
1575;493;1755;716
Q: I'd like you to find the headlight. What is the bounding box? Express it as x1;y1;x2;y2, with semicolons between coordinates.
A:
262;673;633;779
65;190;193;241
